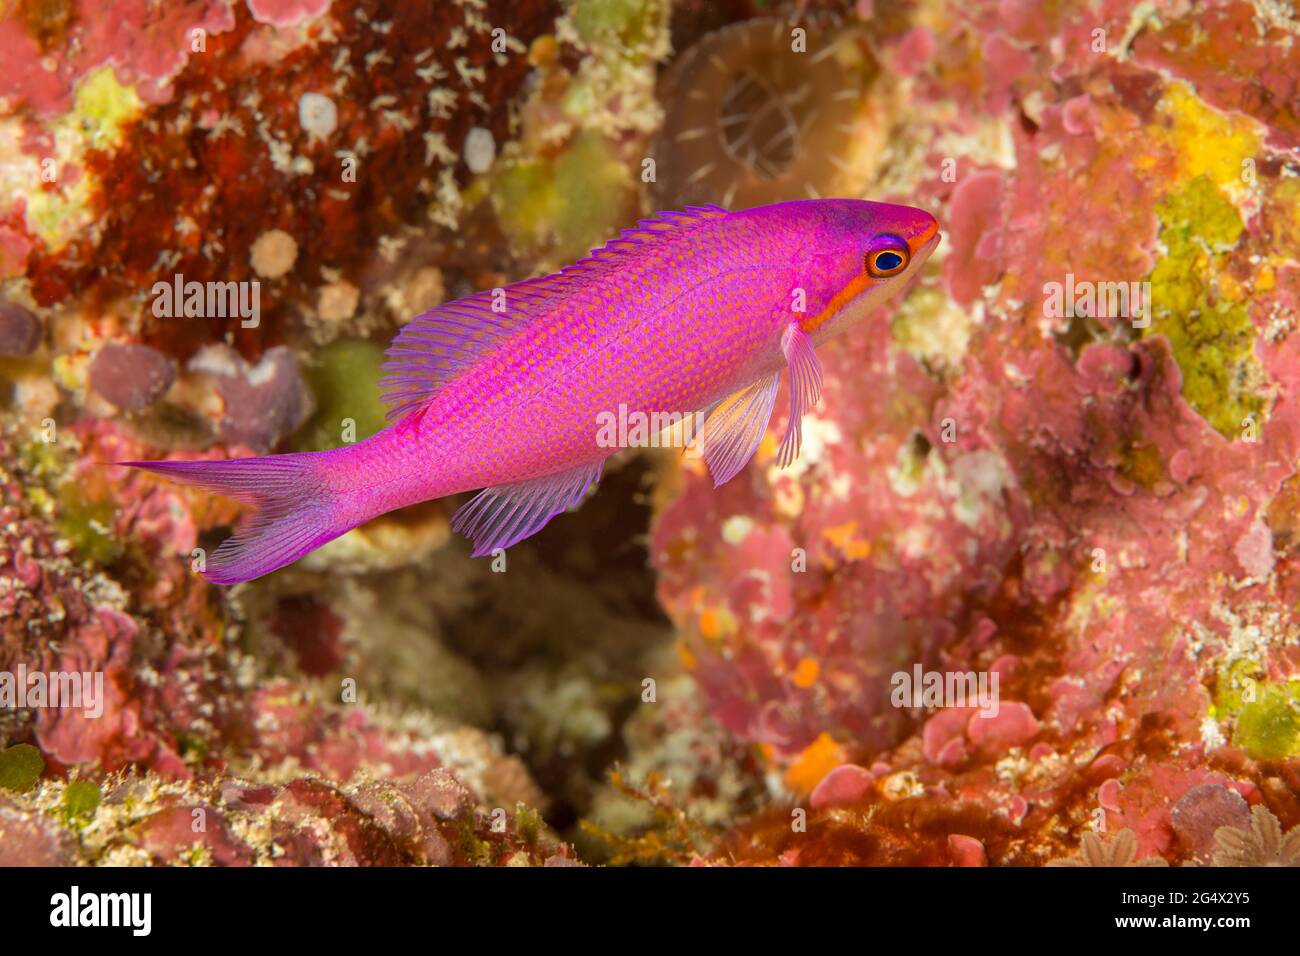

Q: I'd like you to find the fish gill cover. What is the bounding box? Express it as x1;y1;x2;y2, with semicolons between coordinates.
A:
0;0;1297;883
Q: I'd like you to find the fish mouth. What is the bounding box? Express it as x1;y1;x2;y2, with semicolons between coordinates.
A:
914;230;941;266
918;222;941;253
912;215;941;259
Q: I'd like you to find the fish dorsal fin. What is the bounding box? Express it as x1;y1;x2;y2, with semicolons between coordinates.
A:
452;460;603;557
575;203;728;267
380;273;575;421
380;205;729;421
700;372;780;487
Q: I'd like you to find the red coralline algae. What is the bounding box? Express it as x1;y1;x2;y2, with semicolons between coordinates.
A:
965;701;1039;756
0;766;572;866
0;416;568;864
946;833;986;867
0;796;80;865
1171;782;1252;864
1130;1;1300;152
651;0;1300;866
0;18;66;116
0;0;237;115
942;170;1004;307
0;211;36;280
809;764;873;810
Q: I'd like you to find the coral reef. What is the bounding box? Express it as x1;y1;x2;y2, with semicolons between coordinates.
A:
3;0;1300;870
0;765;575;866
649;0;1300;866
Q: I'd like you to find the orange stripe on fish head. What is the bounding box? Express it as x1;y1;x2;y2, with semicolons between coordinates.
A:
801;272;871;335
801;217;941;336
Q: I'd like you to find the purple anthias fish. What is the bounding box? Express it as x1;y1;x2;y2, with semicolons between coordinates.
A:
124;199;940;584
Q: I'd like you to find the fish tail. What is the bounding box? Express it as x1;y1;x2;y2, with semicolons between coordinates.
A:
121;451;352;585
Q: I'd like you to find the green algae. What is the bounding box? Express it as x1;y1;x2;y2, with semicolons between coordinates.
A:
1142;175;1262;438
1214;659;1300;761
515;803;543;846
494;158;556;253
175;732;209;763
553;132;633;261
1215;657;1265;715
61;780;102;823
0;744;44;793
494;131;632;262
1232;681;1300;761
296;339;388;452
16;437;67;486
72;65;143;149
571;0;655;46
14;439;121;565
56;481;122;565
454;815;496;865
1117;439;1164;490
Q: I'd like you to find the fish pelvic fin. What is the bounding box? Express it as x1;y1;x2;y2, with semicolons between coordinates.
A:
700;372;780;487
777;323;824;469
452;460;602;558
120;453;349;585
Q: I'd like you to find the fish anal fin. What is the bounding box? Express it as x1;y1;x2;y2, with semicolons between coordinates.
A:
451;461;603;558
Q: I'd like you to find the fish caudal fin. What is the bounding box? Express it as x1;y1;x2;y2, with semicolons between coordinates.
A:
121;453;348;585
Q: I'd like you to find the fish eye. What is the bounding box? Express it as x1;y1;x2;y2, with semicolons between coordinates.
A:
865;245;909;278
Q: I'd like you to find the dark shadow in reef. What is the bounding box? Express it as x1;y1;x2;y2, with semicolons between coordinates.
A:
431;453;674;835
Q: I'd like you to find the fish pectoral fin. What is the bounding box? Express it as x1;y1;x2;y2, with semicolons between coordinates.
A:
700;372;780;487
777;323;824;469
451;461;603;558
